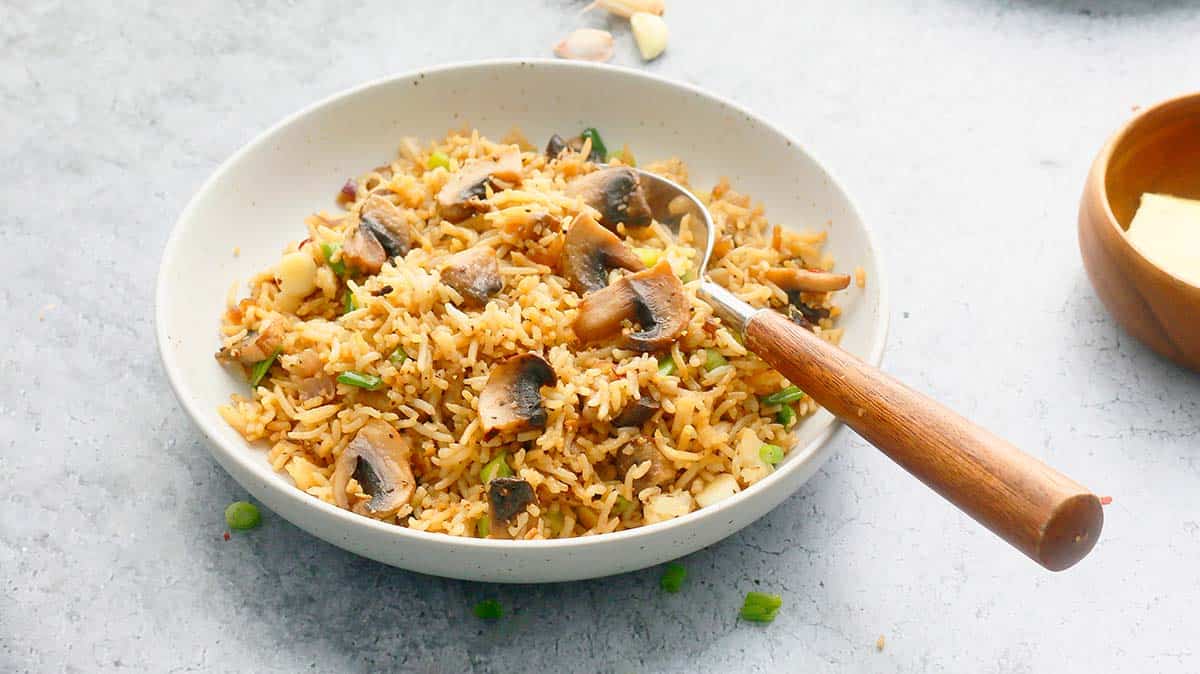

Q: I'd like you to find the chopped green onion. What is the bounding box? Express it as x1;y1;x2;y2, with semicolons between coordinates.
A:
473;599;503;620
476;516;490;538
680;268;697;283
543;509;565;536
427;151;450;170
481;452;513;483
759;444;784;465
660;562;686;593
224;501;261;530
614;496;636;515
608;145;636;167
337;371;382;390
580;127;607;160
740;591;782;623
762;385;805;406
389;348;409;366
248;348;281;387
776;405;796;428
703;348;728;372
657;354;677;376
633;247;661;268
343;289;358;314
321;242;346;277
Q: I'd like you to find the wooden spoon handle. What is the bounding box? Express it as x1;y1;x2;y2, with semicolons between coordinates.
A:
745;309;1103;571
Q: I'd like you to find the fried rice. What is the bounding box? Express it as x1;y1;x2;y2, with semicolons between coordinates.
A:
216;128;849;540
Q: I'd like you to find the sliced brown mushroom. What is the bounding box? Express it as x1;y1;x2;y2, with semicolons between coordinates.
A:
487;476;536;538
359;195;412;259
331;420;415;519
566;167;652;230
573;260;689;352
545;133;603;161
215;319;285;365
561;213;646;293
616;438;675;492
436;146;523;223
765;267;851;293
545;134;567;159
440;246;502;306
342;222;387;274
611;394;660;428
479;354;558;438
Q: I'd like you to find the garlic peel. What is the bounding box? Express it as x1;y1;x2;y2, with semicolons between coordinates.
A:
554;28;615;62
631;12;668;61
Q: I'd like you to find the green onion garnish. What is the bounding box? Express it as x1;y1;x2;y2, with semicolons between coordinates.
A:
473;599;503;619
321;242;346;277
740;591;782;623
543;509;565;536
759;444;784;465
224;501;261;530
390;348;409;366
614;495;636;515
337;371;382;390
776;405;796;428
703;348;728;372
657;354;677;376
481;452;512;483
476;516;490;538
427;151;451;170
343;289;358;314
762;386;805;406
679;268;697;283
247;348;281;387
580;127;607;160
660;562;686;593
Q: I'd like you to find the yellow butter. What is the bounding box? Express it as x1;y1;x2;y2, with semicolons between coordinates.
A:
1126;193;1200;286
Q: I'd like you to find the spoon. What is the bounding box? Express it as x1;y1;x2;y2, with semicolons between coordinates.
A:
632;168;1103;571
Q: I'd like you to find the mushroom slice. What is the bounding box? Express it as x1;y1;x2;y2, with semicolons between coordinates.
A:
479;354;558;438
440;246;502;306
765;267;851;293
616;438;675;491
573;260;689;352
436;146;523;223
562;213;646;293
359;195;412;259
487;477;537;538
216;319;285;365
612;394;660;428
342;222;387;274
331;420;415;519
566;167;652;230
545;133;604;162
545;134;568;159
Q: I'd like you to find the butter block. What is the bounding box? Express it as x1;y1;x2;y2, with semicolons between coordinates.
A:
1125;193;1200;286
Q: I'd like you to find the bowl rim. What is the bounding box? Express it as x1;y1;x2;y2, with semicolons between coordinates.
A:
1089;90;1200;291
155;57;890;553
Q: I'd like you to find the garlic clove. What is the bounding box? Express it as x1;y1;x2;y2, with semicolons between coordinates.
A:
584;0;665;18
630;12;668;61
553;28;615;62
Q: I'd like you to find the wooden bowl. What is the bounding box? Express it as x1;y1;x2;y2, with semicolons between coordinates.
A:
1079;92;1200;372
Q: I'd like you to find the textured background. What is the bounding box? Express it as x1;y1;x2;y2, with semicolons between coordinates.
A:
4;1;1200;672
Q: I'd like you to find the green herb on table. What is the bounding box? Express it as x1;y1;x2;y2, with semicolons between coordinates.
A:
321;242;346;277
776;405;796;427
740;591;782;623
427;151;451;170
759;444;784;465
481;452;512;483
762;385;805;406
703;348;728;372
657;354;677;376
248;348;281;387
580;127;607;160
474;599;503;619
225;501;261;530
337;371;382;390
660;562;686;593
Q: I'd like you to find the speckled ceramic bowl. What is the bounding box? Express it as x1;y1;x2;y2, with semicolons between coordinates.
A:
155;59;888;582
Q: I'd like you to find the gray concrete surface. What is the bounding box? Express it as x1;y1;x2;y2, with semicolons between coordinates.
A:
4;1;1200;672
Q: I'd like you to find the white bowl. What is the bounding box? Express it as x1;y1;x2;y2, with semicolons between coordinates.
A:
156;59;888;582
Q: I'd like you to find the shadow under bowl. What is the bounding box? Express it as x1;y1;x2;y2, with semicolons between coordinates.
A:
1079;92;1200;372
